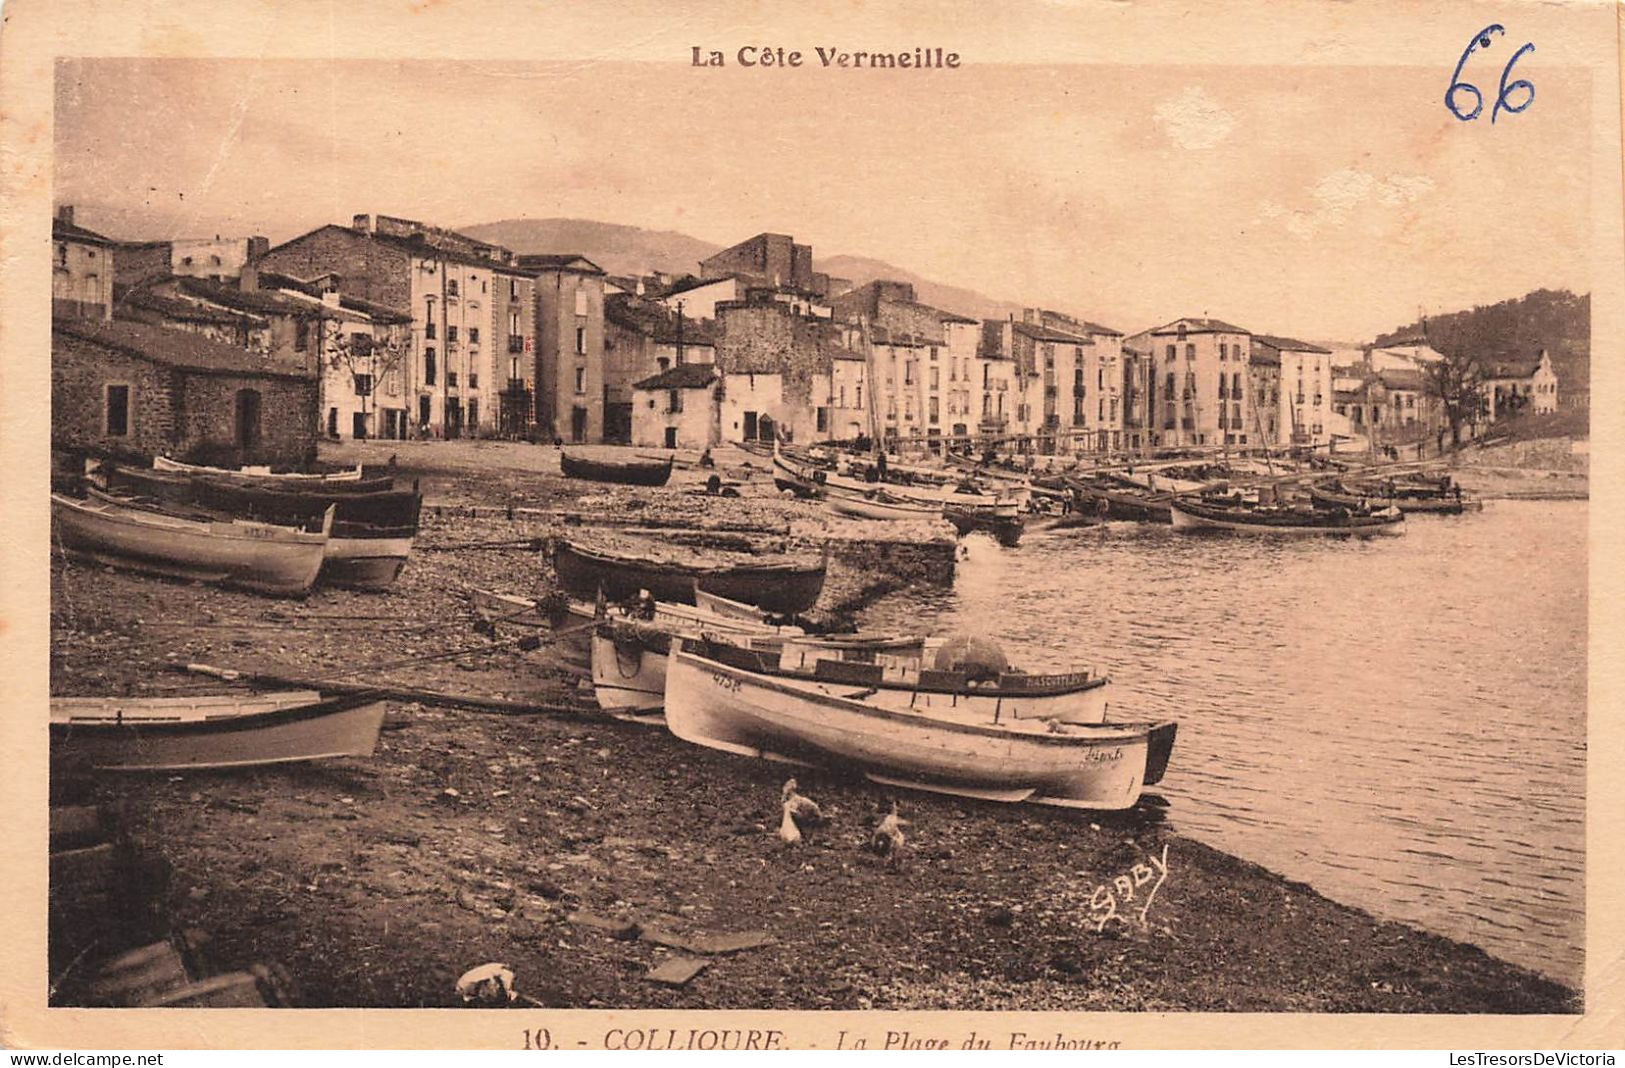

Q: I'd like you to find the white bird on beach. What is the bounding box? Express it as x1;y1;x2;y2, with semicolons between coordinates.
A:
777;778;824;844
870;800;909;864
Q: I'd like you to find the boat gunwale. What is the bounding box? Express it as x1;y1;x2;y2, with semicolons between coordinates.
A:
675;644;1146;743
50;691;384;736
56;491;332;545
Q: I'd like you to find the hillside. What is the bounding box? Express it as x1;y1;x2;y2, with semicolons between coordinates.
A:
1372;289;1589;395
814;254;1024;321
459;217;1025;322
458;218;724;279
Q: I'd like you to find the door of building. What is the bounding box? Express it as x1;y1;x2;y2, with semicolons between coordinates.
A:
664;426;678;449
353;412;368;439
234;389;263;453
445;399;464;439
743;411;758;441
571;406;587;443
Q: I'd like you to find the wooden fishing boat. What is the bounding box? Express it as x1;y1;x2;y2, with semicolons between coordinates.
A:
469;587;593;673
103;466;421;590
1312;478;1481;515
1170;496;1404;537
50;690;386;772
1065;477;1174;523
52;492;331;597
942;500;1024;546
591;606;804;720
560;448;673;487
551;536;827;616
153;456;364;482
824;485;947;522
664;640;1173;810
770;443;828;499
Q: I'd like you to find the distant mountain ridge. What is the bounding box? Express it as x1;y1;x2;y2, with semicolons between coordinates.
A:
459;217;1025;322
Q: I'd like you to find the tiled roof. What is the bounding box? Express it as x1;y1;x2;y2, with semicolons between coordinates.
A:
118;285;261;327
1248;346;1281;367
177;276;327;318
54;218;117;246
632;362;719;391
1148;317;1250;336
1481;359;1541;380
1012;321;1090;344
1378;368;1426;391
517;253;606;276
54;318;313;378
1253;334;1331;354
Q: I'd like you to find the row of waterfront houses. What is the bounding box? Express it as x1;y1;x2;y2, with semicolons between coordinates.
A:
51;205;1560;468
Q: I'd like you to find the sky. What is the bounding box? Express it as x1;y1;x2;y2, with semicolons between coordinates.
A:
54;56;1591;342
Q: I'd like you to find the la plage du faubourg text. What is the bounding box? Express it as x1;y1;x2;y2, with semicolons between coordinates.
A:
691;45;962;69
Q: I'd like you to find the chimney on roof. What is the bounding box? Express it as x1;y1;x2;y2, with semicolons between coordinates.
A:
322;291;343;308
56;205;74;227
352;214;372;234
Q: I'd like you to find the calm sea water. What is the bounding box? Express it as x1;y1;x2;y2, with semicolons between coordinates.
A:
859;501;1587;988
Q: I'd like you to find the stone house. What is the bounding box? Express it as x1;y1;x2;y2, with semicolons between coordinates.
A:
713;291;853;444
1126;318;1254;448
603;294;715;443
1480;350;1559;421
521;253;607;444
52;206;115;321
53;318;318;468
630;363;720;449
700;232;833;298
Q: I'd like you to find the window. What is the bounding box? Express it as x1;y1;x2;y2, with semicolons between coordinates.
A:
817;407;829;432
1185;343;1196;361
510;278;519;299
855;385;862;408
105;384;130;437
575;289;589;317
469;372;478;390
448;371;458;388
574;366;586;393
447;279;459;297
1219;375;1228;399
929;367;939;391
295;319;311;352
668;389;683;414
1177;323;1187;340
447;325;459;343
425;348;437;385
575;327;586;354
353;373;374;397
930;346;939;362
929;397;939;424
1219;343;1227;361
469;327;479;345
1165;344;1176;360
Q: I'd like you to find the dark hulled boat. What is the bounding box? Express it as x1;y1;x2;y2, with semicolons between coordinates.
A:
551;535;827;615
1311;478;1481;515
1065;476;1174;523
560;449;673;487
1170;495;1405;536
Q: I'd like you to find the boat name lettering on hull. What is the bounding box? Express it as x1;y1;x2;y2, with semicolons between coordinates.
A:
709;671;742;693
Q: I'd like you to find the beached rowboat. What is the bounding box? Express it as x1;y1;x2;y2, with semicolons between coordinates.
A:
153;455;364;482
52;492;331;597
663;641;1173;810
50;691;386;772
551;536;826;616
824;485;946;523
560;449;673;487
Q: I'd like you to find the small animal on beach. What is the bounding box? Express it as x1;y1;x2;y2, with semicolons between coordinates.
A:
777;778;825;844
869;800;909;865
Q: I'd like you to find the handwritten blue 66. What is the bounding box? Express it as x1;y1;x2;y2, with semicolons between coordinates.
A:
1446;24;1535;124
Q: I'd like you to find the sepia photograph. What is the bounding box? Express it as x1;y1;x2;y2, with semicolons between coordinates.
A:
4;0;1622;1051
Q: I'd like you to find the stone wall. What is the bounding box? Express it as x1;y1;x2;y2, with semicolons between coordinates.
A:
52;334;176;459
256;227;412;311
177;372;319;467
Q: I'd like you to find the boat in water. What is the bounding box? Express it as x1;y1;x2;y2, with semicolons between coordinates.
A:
941;499;1024;546
560;448;673;487
1170;495;1404;537
52;491;332;597
1065;476;1174;523
551;534;827;616
50;690;386;772
663;639;1173;810
1311;476;1482;515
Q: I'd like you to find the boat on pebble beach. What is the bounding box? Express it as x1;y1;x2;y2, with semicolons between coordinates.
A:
551;535;827;616
52;491;333;597
1310;477;1482;515
560;448;674;487
153;455;365;482
102;465;422;590
663;638;1173;810
50;690;386;772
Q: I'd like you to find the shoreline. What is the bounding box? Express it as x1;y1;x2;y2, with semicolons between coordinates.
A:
46;439;1581;1011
